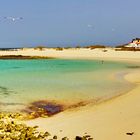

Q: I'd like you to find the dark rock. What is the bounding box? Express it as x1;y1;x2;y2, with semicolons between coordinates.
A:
62;137;69;140
75;136;83;140
83;135;91;138
88;138;93;140
53;135;57;139
126;132;134;135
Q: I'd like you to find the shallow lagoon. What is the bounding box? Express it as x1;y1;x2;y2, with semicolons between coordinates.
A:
0;59;137;112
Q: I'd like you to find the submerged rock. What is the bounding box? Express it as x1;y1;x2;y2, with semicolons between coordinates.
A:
22;100;64;119
22;100;90;119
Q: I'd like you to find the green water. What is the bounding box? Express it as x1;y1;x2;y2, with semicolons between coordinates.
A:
0;59;136;112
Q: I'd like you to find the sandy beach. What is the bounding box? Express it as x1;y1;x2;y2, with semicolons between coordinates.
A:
0;48;140;140
23;69;140;140
1;0;140;139
0;48;140;62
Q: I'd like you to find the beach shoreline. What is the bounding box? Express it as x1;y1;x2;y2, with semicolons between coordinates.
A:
16;48;139;140
0;48;139;139
0;48;140;62
24;69;140;140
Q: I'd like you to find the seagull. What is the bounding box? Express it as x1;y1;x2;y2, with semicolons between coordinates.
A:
111;28;116;32
3;16;23;21
87;24;93;28
87;24;95;30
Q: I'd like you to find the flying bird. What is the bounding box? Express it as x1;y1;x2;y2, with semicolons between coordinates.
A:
87;24;94;30
3;16;23;21
87;24;93;28
111;28;115;32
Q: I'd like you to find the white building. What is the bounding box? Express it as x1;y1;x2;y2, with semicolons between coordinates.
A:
125;38;140;48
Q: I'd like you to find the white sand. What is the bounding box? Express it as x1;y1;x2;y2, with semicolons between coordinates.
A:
0;48;140;62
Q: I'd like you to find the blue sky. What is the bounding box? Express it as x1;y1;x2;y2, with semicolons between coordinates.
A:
0;0;140;48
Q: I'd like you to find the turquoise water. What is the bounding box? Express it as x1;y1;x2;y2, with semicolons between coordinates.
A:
0;59;136;112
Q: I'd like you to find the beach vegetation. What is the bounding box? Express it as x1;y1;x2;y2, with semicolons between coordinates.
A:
75;46;81;49
64;46;72;49
86;45;106;49
34;46;47;51
115;44;126;48
56;47;63;51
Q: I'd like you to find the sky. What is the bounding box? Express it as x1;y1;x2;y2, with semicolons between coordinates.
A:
0;0;140;48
